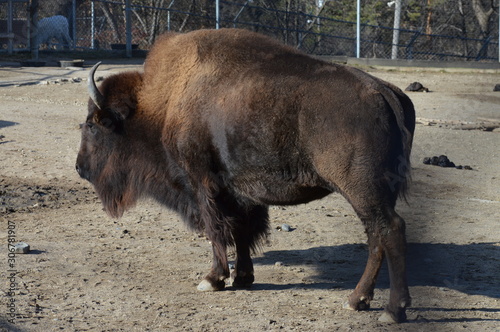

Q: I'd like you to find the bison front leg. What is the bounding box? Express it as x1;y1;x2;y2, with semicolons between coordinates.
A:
196;190;232;292
231;205;268;288
231;239;254;288
197;240;230;292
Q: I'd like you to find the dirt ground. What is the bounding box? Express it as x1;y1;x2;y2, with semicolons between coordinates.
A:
0;60;499;332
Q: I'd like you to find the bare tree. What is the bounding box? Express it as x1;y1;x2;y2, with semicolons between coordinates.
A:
471;0;495;37
131;0;166;46
101;2;122;42
471;0;495;58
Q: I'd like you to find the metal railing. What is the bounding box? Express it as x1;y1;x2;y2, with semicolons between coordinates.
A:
2;0;498;62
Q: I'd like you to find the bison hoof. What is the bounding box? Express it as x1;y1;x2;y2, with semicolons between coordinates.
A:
342;300;370;311
197;279;225;292
378;309;407;324
231;276;254;289
343;296;371;311
231;271;254;289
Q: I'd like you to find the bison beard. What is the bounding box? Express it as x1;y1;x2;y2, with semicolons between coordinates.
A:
76;28;415;323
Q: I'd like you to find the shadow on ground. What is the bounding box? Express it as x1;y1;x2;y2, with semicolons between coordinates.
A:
252;242;500;300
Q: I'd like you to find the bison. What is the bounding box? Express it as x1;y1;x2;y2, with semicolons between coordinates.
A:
76;28;415;323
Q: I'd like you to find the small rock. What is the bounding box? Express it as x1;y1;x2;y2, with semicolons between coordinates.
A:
423;155;469;169
14;242;30;254
405;82;429;92
275;261;284;267
437;155;453;167
280;224;291;232
493;84;500;91
71;77;82;83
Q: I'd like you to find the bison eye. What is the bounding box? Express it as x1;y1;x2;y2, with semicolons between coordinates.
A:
85;122;98;134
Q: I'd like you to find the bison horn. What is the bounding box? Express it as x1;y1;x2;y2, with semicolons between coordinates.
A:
88;62;105;110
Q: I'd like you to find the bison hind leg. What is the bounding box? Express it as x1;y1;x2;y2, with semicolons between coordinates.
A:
348;203;410;323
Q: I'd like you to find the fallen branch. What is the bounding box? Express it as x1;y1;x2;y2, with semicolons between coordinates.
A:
416;117;500;131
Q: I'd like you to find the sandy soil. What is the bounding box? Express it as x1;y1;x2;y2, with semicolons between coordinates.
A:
0;61;499;332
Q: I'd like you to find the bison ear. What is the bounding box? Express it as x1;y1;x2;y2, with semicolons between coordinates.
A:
93;97;136;132
112;96;137;121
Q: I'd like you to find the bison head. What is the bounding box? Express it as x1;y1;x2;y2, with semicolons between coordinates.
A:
76;62;144;217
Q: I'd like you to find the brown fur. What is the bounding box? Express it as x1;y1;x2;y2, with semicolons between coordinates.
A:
76;28;416;323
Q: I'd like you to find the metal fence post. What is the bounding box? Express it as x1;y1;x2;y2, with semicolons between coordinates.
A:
356;0;360;58
126;0;132;57
72;0;76;49
91;1;95;49
216;0;220;29
29;0;38;60
391;0;401;60
6;0;12;54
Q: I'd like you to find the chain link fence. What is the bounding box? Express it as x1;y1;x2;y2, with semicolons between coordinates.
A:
0;0;30;52
1;0;499;62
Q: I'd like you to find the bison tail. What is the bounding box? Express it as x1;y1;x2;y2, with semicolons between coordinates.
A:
380;84;416;202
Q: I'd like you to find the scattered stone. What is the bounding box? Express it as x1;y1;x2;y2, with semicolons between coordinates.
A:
494;84;500;92
405;82;429;92
275;261;284;267
279;223;291;232
423;155;472;170
14;242;30;254
36;77;82;85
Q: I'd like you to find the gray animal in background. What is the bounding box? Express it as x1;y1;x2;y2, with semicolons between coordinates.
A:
37;15;72;49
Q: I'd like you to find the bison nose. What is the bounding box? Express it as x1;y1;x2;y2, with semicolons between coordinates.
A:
75;163;87;180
